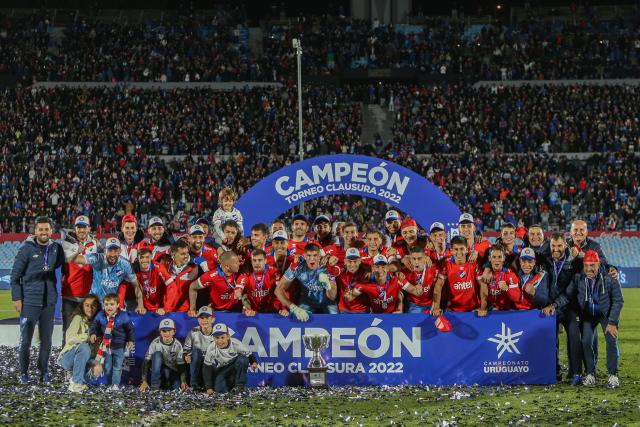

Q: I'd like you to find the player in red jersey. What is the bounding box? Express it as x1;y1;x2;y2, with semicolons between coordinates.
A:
188;224;218;272
432;235;485;315
483;245;522;311
457;213;491;263
267;231;296;278
337;248;372;313
133;248;165;314
392;218;430;268
403;246;444;313
425;222;450;267
349;255;422;314
188;251;241;314
515;247;549;309
235;249;285;315
313;215;345;261
288;213;310;256
137;216;173;262
360;230;397;266
60;215;101;344
156;240;200;312
118;214;144;262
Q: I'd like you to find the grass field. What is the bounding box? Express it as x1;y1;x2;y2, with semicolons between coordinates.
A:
0;289;638;426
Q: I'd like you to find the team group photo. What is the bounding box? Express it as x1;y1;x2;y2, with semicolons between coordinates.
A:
1;0;639;425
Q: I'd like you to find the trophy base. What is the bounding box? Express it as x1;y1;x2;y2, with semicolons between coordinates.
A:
308;368;328;388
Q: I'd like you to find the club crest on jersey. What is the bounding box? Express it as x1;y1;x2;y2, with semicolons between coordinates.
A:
459;270;467;278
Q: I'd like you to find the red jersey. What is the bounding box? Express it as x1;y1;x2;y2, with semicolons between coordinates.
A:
468;239;492;260
426;245;451;268
137;237;171;263
157;262;199;312
136;266;164;311
196;268;241;311
404;265;443;306
354;276;405;314
61;238;99;298
392;237;428;259
336;269;370;313
360;246;392;266
516;271;547;310
288;239;308;256
442;260;480;312
237;266;280;312
486;268;522;311
190;243;218;272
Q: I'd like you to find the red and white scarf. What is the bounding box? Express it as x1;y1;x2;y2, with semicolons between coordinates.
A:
95;311;116;364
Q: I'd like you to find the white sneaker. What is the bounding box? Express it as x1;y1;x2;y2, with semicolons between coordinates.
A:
583;374;595;386
608;375;620;388
68;382;88;393
108;384;121;391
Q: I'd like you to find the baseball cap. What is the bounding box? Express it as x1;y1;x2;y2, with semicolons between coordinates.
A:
105;237;120;250
292;213;310;224
385;210;400;222
159;318;175;330
520;247;536;260
458;213;474;224
189;224;205;235
401;218;417;230
212;323;229;335
373;254;388;265
74;215;90;227
194;217;210;226
430;222;445;233
122;214;138;224
148;217;164;228
314;215;331;225
272;230;289;241
197;306;213;317
584;250;600;263
345;247;361;260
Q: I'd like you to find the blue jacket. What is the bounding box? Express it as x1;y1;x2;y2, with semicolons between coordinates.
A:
10;237;65;307
89;310;135;350
563;272;624;326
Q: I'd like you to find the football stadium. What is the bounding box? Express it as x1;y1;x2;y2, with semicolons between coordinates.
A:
1;0;640;425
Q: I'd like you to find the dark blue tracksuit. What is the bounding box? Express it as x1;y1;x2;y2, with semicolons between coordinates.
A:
10;237;65;376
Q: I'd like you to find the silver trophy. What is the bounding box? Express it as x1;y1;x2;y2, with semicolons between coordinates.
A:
303;333;330;388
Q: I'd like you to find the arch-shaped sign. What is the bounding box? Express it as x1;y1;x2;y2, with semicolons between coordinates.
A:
236;154;460;234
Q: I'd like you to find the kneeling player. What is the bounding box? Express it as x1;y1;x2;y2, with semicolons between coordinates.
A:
139;319;188;392
184;306;215;390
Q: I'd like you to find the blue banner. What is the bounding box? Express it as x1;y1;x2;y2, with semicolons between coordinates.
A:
235;154;461;235
122;311;556;387
618;267;640;288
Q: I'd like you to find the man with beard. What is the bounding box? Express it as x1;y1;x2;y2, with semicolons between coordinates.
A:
540;232;584;384
60;215;101;344
392;218;430;270
189;224;218;272
134;247;165;314
337;248;372;313
11;216;66;384
69;237;145;312
275;243;338;319
235;249;286;315
138;217;174;262
515;247;550;309
216;220;250;268
313;215;345;261
189;251;242;314
568;219;618;279
457;213;491;263
403;246;444;313
426;222;449;267
288;214;311;256
383;209;403;246
194;217;217;247
157;240;201;313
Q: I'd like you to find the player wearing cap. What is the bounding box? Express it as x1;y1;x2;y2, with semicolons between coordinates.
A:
426;222;449;267
194;217;217;247
337;248;372;313
139;318;188;392
313;215;346;261
392;218;430;269
383;210;403;246
432;235;483;316
349;254;421;314
515;247;550;309
289;214;310;255
482;245;522;311
132;247;165;314
403;246;445;313
568;219;618;279
203;323;257;394
156;240;200;313
457;213;491;263
68;237;144;311
561;250;623;388
189;251;241;315
275;242;339;320
235;249;284;315
60;215;102;344
267;230;295;278
184;306;216;390
188;224;218;273
138;217;174;263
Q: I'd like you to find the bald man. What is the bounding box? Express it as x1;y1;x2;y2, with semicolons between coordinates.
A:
567;220;617;279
